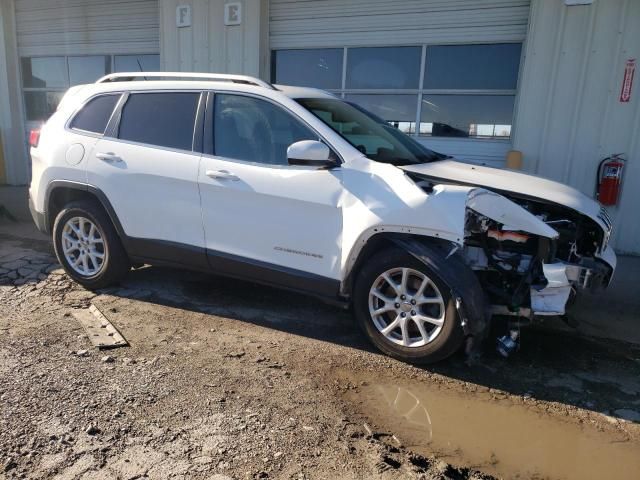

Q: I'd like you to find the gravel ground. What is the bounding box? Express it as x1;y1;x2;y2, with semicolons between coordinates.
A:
1;227;639;479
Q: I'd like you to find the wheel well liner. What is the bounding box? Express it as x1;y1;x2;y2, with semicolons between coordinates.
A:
344;233;461;295
363;235;490;341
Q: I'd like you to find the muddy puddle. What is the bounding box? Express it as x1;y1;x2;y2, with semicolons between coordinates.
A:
347;382;640;479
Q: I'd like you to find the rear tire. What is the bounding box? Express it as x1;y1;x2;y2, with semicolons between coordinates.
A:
353;247;464;364
53;199;130;289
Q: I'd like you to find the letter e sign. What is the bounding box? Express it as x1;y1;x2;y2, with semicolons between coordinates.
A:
176;5;191;28
225;2;242;26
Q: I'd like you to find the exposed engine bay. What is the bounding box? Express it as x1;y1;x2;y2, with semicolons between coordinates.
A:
407;173;614;322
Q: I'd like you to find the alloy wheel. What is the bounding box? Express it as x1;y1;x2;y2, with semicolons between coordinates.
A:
368;267;445;348
61;216;107;277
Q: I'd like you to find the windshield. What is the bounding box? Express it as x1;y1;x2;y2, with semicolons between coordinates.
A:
296;97;446;165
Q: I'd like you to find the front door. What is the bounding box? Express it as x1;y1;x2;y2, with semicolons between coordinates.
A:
198;93;344;295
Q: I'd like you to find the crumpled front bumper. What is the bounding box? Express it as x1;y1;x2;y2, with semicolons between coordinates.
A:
530;245;616;316
530;263;573;316
596;244;617;286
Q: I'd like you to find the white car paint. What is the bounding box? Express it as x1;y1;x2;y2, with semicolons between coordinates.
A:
286;140;331;162
397;158;616;273
29;98;94;211
465;190;559;239
400;160;603;225
87;137;204;247
199;154;344;278
28;73;616;321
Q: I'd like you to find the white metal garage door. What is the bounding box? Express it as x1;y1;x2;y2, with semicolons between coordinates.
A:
270;0;531;167
15;0;159;57
15;0;160;129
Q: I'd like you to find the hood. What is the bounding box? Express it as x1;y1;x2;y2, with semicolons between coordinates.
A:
400;160;602;221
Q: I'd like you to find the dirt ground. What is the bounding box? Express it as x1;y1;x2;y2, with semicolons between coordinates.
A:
1;226;640;480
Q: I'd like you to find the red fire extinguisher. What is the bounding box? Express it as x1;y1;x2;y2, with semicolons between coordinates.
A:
596;154;625;206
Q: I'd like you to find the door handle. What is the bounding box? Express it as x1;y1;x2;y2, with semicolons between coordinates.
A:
205;169;239;181
96;152;122;163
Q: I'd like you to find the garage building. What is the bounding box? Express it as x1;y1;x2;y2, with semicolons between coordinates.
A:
0;0;638;253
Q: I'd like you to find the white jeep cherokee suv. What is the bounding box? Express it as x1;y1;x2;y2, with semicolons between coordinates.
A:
29;72;616;364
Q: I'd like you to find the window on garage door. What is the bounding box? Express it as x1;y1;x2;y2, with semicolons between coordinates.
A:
420;44;521;138
271;44;521;140
21;54;159;122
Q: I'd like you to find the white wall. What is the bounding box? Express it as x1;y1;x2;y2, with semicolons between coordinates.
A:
160;0;269;78
514;0;640;254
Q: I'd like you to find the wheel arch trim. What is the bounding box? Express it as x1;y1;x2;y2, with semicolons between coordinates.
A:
342;226;462;294
389;237;489;342
45;180;126;237
344;232;489;343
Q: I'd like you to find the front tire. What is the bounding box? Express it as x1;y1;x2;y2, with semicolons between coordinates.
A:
53;200;130;289
353;247;464;364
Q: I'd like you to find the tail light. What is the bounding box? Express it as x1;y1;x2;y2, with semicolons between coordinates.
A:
29;129;40;148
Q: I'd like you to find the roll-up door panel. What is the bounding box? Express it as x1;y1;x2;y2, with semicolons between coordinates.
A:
15;0;159;56
270;0;530;48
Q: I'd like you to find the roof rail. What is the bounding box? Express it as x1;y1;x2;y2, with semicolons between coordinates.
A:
95;72;275;89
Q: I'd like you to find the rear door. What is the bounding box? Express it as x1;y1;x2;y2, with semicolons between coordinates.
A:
87;90;206;266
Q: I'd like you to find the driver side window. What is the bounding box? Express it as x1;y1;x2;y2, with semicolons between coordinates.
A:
213;94;317;165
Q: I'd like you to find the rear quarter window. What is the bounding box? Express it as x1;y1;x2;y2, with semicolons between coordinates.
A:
70;94;120;134
117;92;200;151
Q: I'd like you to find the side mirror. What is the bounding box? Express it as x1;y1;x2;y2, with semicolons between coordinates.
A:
287;140;336;168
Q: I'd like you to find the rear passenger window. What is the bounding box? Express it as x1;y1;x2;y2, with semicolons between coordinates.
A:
70;94;120;134
118;92;199;151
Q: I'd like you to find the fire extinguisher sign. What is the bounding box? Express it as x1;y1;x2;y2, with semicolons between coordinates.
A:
619;59;636;103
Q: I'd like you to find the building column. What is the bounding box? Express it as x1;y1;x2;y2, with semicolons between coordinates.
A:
159;0;269;80
0;0;28;185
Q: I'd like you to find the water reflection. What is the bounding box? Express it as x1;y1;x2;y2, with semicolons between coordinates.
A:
365;383;640;480
378;385;432;440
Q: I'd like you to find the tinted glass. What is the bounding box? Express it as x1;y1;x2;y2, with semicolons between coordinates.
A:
345;94;417;133
68;56;110;85
272;49;343;89
298;98;441;165
346;47;421;89
118;92;199;150
24;91;65;121
424;44;522;90
215;94;316;165
420;94;515;138
114;54;160;72
22;57;67;88
70;94;120;134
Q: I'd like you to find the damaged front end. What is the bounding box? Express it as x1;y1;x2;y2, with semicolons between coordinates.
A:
463;189;572;317
461;187;617;323
407;174;614;324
